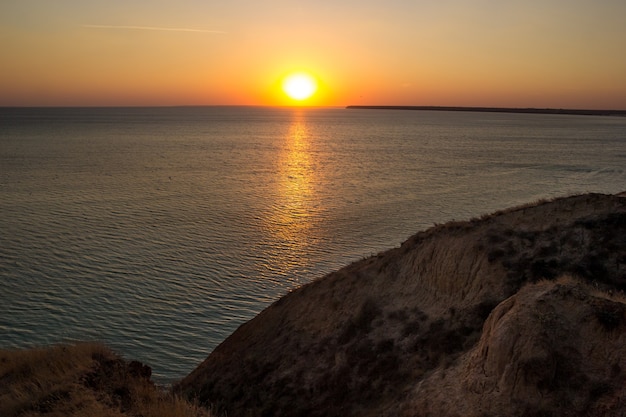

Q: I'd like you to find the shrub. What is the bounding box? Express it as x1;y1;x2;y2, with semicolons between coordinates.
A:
0;343;213;417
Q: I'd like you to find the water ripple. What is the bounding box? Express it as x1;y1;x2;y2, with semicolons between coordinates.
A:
1;107;625;381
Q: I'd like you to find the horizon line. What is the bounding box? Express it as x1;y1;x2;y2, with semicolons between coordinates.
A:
2;104;625;114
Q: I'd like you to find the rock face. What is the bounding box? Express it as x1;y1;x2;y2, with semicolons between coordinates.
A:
402;279;626;417
178;193;626;417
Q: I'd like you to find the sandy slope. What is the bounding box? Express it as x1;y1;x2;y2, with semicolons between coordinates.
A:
178;192;626;417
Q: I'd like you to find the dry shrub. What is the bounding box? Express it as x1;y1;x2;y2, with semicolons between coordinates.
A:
0;343;212;417
0;343;107;417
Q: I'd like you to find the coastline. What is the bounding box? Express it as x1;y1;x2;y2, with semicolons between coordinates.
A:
346;105;626;117
3;192;626;417
178;191;626;417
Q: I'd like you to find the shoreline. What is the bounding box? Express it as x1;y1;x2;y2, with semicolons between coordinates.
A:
3;192;626;417
178;192;626;417
346;105;626;117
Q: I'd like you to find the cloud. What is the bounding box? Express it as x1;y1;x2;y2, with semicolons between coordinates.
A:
82;24;226;34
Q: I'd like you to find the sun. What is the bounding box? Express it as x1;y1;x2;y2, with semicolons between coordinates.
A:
282;72;318;101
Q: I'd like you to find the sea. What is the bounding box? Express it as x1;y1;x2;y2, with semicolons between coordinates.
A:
1;106;625;382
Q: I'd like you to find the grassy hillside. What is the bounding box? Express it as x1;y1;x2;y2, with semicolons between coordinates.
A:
177;192;626;417
0;343;211;417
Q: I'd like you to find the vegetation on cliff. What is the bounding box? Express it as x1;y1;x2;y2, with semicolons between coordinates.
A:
0;343;211;417
177;192;626;417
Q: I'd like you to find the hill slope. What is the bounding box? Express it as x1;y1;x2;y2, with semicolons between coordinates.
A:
0;343;211;417
178;192;626;417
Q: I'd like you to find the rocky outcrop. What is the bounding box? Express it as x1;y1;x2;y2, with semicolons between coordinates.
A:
401;278;626;416
177;192;626;417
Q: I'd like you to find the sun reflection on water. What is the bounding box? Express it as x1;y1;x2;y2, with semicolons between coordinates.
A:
258;112;325;281
277;117;315;232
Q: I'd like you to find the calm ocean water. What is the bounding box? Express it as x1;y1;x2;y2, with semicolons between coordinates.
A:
1;106;625;381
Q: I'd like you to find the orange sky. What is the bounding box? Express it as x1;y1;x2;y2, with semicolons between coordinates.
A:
1;1;625;108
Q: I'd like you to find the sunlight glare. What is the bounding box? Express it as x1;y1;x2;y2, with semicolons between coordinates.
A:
282;73;318;101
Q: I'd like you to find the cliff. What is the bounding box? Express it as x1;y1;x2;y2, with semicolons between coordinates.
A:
178;192;626;417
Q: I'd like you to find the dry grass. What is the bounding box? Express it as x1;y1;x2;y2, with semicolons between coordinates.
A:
0;343;212;417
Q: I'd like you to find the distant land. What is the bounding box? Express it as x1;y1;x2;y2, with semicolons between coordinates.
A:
346;105;626;117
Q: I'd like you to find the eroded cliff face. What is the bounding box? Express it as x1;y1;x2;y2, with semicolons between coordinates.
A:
401;278;626;417
178;193;626;417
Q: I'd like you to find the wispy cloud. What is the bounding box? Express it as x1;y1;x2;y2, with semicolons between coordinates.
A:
82;24;226;34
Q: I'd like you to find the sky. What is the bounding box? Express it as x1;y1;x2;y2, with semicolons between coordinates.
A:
1;0;625;108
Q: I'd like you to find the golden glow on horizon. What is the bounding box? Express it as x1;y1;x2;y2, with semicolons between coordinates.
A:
281;72;318;102
1;1;626;108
